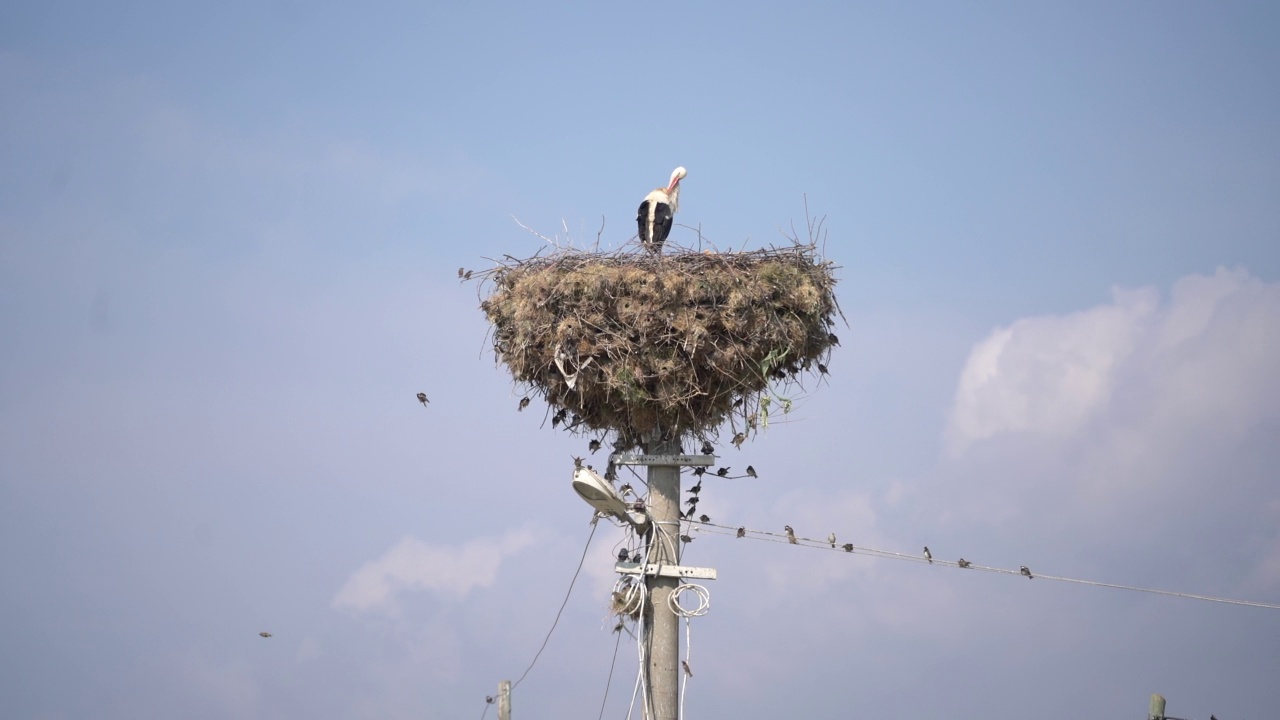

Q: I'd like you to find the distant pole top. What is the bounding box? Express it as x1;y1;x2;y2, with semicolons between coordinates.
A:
1148;693;1166;720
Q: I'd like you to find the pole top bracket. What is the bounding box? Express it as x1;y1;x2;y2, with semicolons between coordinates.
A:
611;453;715;467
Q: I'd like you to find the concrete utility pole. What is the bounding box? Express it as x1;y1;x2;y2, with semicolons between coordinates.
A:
498;680;511;720
644;436;682;720
1146;693;1165;720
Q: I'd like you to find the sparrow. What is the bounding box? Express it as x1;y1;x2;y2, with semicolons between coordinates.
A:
784;525;797;544
679;534;694;543
957;558;971;569
829;333;840;346
259;632;272;638
688;481;702;494
817;363;829;375
716;467;729;477
617;548;630;562
588;439;601;453
630;551;642;563
700;441;714;455
1020;566;1034;579
682;507;695;519
618;483;633;497
416;392;429;407
464;270;473;280
518;396;531;411
828;532;837;548
732;432;746;448
693;467;706;476
551;408;567;428
736;527;746;538
681;660;693;677
842;543;853;552
485;696;495;704
698;514;710;523
924;546;933;563
457;267;465;278
745;465;757;478
685;496;699;506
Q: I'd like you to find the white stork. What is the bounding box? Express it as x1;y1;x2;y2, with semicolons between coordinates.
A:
636;166;686;252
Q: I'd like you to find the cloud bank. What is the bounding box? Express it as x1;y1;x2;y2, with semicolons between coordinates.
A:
333;529;540;615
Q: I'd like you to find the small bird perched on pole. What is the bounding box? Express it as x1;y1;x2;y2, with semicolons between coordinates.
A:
637;166;686;253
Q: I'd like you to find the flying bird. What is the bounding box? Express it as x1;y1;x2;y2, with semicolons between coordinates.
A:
636;166;687;253
923;546;933;563
259;632;272;638
957;558;971;569
736;527;745;538
588;439;601;453
416;392;429;407
828;532;837;548
1020;565;1034;579
784;525;797;544
745;465;757;478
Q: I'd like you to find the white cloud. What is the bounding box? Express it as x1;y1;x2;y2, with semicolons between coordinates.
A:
945;267;1280;456
332;529;540;615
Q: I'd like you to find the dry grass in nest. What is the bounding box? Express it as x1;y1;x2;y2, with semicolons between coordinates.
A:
474;241;842;449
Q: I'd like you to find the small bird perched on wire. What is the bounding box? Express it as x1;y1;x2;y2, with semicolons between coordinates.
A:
1020;565;1034;579
957;558;972;568
681;660;693;678
736;527;745;538
745;465;757;478
828;532;837;548
680;534;694;543
923;546;933;563
637;166;687;253
842;543;853;552
416;392;429;407
716;467;729;477
784;525;797;544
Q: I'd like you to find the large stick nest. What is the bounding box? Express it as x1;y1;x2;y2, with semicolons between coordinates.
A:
477;243;841;448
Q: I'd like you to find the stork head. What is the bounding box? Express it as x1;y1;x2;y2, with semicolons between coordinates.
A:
666;166;687;192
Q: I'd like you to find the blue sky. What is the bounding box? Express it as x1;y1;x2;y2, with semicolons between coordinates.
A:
2;2;1278;718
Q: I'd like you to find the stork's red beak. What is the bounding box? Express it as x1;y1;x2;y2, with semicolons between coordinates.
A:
666;176;682;192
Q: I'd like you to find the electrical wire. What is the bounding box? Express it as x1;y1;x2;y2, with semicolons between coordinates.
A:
510;521;599;691
669;583;710;720
690;519;1280;611
596;625;624;720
